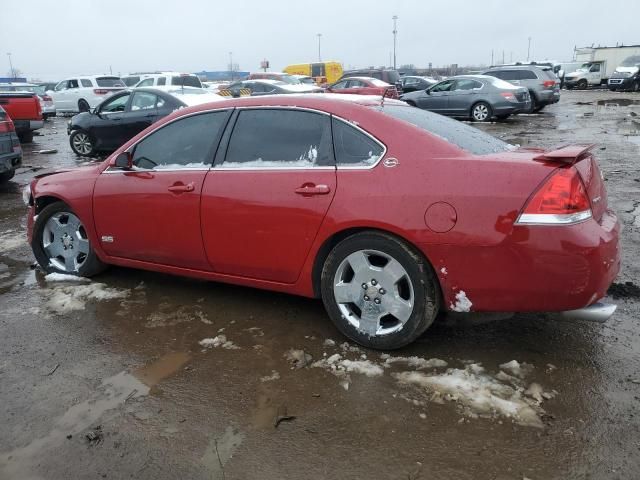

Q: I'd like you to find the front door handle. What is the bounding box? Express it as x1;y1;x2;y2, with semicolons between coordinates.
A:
168;182;195;193
294;183;331;196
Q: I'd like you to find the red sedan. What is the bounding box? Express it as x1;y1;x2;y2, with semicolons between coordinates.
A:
326;76;399;98
26;95;620;349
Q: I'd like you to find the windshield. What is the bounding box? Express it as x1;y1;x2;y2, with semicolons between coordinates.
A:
379;104;514;155
279;75;301;84
96;77;125;87
167;88;207;95
621;55;640;67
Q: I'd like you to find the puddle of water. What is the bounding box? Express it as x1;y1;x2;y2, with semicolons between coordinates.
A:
201;426;245;480
134;351;190;387
596;98;640;107
0;351;189;479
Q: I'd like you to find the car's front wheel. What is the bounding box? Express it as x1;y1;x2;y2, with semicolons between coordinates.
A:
320;231;440;350
470;102;492;122
578;79;588;90
69;130;95;156
32;202;106;276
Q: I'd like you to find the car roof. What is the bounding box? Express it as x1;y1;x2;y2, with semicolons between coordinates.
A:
486;65;547;71
340;76;377;82
246;79;283;85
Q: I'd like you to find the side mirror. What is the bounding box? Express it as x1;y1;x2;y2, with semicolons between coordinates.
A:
113;151;132;169
425;88;431;94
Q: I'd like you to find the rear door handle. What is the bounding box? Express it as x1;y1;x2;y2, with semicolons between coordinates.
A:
168;182;195;193
294;183;331;196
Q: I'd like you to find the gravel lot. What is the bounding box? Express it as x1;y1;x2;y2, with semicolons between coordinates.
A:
1;90;639;479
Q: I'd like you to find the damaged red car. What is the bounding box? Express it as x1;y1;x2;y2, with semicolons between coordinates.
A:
25;95;620;349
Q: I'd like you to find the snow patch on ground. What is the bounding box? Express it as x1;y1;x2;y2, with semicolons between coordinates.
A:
199;335;239;350
44;273;91;282
146;304;210;328
393;362;552;427
0;231;25;251
260;370;280;382
381;354;448;370
450;290;472;312
285;349;313;369
499;360;534;379
44;283;129;315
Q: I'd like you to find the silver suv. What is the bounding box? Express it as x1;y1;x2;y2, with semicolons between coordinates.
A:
481;65;560;112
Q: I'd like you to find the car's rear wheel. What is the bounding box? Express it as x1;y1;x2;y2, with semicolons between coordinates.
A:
32;202;106;277
70;130;95;156
470;102;492;122
18;131;34;143
0;170;15;183
578;79;588;90
320;231;440;350
78;99;90;112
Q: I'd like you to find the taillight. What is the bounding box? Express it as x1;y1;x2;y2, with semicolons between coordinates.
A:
542;80;556;88
516;167;592;225
500;92;517;102
0;120;15;133
94;89;109;95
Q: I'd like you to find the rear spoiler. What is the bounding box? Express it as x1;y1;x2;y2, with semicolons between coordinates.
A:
533;144;596;165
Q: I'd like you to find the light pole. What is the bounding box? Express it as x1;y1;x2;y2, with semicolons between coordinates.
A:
527;37;532;61
229;51;234;80
392;15;398;70
7;53;14;78
317;33;322;62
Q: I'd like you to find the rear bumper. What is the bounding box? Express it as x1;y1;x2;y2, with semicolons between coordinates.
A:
423;209;620;313
537;90;560;105
495;100;531;115
13;119;44;132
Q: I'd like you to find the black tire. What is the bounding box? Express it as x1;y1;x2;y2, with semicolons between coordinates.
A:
632;81;640;93
320;231;441;350
0;170;15;183
533;104;546;113
496;114;510;121
578;79;588;90
78;99;90;112
18;131;34;143
566;85;574;90
32;202;107;277
69;129;95;156
470;101;492;122
528;93;539;113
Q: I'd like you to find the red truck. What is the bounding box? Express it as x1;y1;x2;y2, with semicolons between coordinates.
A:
0;92;43;143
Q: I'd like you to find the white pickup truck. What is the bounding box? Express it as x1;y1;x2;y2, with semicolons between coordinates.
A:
564;45;640;89
48;75;126;113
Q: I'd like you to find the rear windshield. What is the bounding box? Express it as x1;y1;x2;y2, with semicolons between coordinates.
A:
96;77;125;87
370;79;391;87
385;70;400;83
379;104;514;155
488;77;518;89
540;68;557;79
123;76;140;86
171;76;201;88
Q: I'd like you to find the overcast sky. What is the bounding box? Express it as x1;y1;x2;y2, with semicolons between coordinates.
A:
3;0;639;80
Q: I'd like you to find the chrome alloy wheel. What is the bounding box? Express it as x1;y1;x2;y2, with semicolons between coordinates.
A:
42;212;90;272
472;103;489;121
71;132;93;155
333;249;414;336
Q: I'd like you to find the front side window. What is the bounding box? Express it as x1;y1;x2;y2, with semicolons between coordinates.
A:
130;92;158;111
332;118;384;166
332;80;348;89
430;80;454;92
101;93;130;113
54;81;67;91
453;79;483;91
223;109;332;168
68;79;79;89
157;77;166;86
131;111;229;170
80;79;93;87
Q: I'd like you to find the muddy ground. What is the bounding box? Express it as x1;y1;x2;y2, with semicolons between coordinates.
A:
0;90;639;480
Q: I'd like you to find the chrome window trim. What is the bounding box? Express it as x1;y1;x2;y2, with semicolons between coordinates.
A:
101;104;388;174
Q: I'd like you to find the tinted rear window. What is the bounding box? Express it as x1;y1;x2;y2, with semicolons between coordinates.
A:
171;76;201;87
96;77;125;87
379;105;514;155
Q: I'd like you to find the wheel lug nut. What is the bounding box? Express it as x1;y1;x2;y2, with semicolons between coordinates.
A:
374;298;381;304
362;283;367;289
379;288;386;294
371;279;377;285
363;295;370;301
